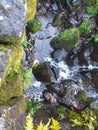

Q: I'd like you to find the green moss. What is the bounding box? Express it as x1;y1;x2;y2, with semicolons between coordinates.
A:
52;16;61;27
27;17;42;33
79;19;91;35
85;0;98;15
0;44;23;105
0;30;26;45
26;0;37;22
23;68;32;91
76;90;87;102
92;33;98;43
50;28;80;50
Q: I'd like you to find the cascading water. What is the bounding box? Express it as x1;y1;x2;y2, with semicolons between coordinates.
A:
24;11;98;109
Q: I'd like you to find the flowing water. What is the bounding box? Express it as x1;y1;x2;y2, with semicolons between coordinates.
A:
24;12;98;108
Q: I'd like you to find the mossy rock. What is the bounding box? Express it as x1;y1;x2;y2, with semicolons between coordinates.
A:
50;28;80;51
27;17;42;33
0;97;26;130
0;30;26;45
0;44;23;105
26;0;37;22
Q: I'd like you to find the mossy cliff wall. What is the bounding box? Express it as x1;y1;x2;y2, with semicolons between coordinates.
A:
0;0;37;129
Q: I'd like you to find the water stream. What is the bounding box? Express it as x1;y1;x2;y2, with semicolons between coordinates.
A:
24;12;98;109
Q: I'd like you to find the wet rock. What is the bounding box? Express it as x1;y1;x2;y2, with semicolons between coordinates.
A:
0;0;26;44
32;62;56;83
51;48;68;62
90;42;98;62
50;28;80;51
44;79;95;111
27;17;42;33
46;83;66;97
26;0;37;22
52;15;61;27
0;97;26;130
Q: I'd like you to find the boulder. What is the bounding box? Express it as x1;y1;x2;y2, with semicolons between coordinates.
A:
27;17;42;33
33;62;56;83
0;44;23;105
26;0;37;22
0;0;26;44
50;28;80;51
0;97;26;130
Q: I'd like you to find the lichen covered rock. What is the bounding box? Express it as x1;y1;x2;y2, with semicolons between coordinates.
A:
0;0;26;44
27;17;42;33
0;44;23;105
50;28;80;51
0;97;26;130
26;0;37;22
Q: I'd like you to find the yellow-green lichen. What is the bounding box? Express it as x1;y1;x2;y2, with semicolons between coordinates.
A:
0;44;23;105
26;0;37;22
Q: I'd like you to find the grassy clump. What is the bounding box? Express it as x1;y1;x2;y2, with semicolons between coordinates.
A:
24;114;61;130
85;0;98;15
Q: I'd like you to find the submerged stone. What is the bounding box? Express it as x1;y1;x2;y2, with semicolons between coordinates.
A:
0;44;23;105
0;0;26;44
26;0;37;22
27;17;42;33
51;48;68;62
33;62;56;83
50;28;80;51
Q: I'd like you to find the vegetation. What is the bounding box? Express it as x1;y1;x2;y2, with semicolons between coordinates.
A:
68;108;97;130
92;33;98;43
25;99;43;116
23;68;32;91
24;114;61;130
85;0;98;15
79;19;91;35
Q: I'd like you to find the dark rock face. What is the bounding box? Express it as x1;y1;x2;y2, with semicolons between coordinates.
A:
0;0;26;43
33;62;56;83
44;78;96;111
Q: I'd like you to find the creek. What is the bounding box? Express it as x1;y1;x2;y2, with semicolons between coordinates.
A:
24;11;98;111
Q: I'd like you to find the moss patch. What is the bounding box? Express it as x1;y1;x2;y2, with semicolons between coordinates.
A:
0;30;25;45
50;28;80;51
27;17;42;33
0;44;23;105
